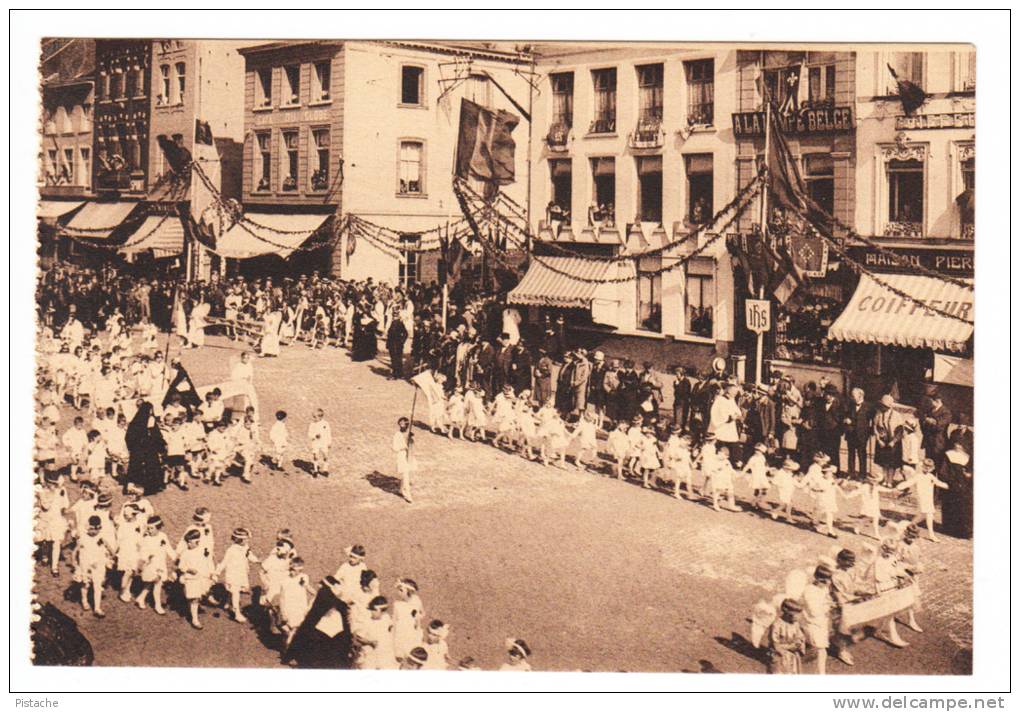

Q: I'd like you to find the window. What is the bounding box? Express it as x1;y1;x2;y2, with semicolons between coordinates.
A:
549;159;572;219
637;255;662;333
310;128;330;191
125;69;137;100
112;70;124;100
551;72;573;128
256;68;272;108
399;234;420;286
684;258;715;338
888;52;923;93
47;150;58;180
591;68;617;133
401;65;424;106
684;59;714;125
281;130;299;191
590;157;615;225
63;148;75;183
886;158;924;235
312;61;331;102
284;66;300;106
637;64;664;122
960;51;976;91
636;155;663;223
808;64;836;106
255;132;271;191
175;62;186;104
98;72;110;101
465;73;491;105
685;154;713;224
79;147;90;188
959;156;974;236
803;154;835;217
398;140;424;195
763;64;802;111
133;65;146;97
158;65;171;105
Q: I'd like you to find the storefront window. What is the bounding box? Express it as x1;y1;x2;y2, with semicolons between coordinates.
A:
637;255;662;333
684;258;714;338
773;282;845;365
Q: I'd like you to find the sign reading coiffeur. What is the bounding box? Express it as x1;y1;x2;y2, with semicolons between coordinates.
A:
732;106;854;137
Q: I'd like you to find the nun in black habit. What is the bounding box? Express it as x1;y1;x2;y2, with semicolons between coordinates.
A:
125;401;167;495
281;579;354;668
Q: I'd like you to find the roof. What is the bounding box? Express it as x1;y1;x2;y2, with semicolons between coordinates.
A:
827;273;974;353
237;40;344;56
507;256;614;308
119;215;186;259
215;212;331;259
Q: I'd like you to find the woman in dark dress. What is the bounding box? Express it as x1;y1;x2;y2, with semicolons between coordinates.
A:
125;401;167;495
351;303;379;362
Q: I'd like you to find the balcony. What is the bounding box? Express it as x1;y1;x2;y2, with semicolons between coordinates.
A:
883;221;924;238
628;116;664;149
545;121;571;151
588;116;616;135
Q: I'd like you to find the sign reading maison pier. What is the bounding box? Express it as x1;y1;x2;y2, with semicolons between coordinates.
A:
894;112;975;131
731;106;854;137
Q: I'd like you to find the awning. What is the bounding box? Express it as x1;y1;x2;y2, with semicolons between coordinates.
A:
827;273;974;352
37;200;85;220
508;256;614;308
119;215;185;259
933;353;974;388
64;201;140;238
215;213;330;259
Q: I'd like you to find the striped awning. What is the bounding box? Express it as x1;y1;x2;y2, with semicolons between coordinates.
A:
64;201;140;238
508;256;613;308
216;213;330;259
119;215;185;258
37;200;85;220
827;273;974;352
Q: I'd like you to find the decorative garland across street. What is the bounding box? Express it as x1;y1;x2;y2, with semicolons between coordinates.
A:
59;211;176;252
516;178;762;285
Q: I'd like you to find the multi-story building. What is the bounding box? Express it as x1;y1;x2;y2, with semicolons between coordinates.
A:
824;46;976;410
519;43;740;370
38;38;95;264
58;39;245;276
228;40;532;282
729;48;860;388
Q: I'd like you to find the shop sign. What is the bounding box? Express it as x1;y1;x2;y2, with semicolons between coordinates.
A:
894;112;975;131
745;299;771;334
253;107;331;125
731;106;854;137
847;246;974;278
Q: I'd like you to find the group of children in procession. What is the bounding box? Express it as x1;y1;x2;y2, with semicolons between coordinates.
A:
35;479;532;671
758;521;929;675
415;376;944;541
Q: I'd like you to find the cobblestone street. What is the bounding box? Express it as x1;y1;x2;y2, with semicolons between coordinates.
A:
33;335;973;673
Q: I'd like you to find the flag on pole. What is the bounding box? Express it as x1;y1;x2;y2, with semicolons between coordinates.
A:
455;99;520;186
887;63;927;116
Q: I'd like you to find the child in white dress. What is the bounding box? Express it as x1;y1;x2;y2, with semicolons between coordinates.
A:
36;470;69;577
446;388;467;440
464;387;488;442
607;421;630;480
278;557;315;644
571;412;600;471
268;410;289;474
843;472;893;540
638;427;662;489
421;620;452;670
896;458;949;541
711;447;739;512
216;527;260;622
355;596;398;670
114;503;144;603
77;515;115;618
307;408;332;477
741;442;771;510
392;578;425;662
769;458;800;522
178;528;215;629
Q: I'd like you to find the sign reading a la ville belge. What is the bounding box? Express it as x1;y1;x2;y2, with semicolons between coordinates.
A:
732;105;854;137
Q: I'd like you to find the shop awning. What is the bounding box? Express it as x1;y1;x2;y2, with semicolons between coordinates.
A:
508;256;614;308
63;201;140;238
827;273;974;352
119;215;185;259
215;213;330;259
37;200;85;221
933;353;974;388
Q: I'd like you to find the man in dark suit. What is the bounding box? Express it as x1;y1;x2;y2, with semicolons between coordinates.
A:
920;392;953;465
843;387;873;479
672;366;693;432
494;333;515;394
814;386;846;469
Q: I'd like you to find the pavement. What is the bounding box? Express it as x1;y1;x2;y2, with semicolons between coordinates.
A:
32;334;973;673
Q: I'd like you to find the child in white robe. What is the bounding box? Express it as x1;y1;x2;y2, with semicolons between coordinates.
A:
741;442;771;510
571;412;600;471
446;388;467;440
278;557;315;644
216;527;260;623
307;408;332;477
896;459;949;541
392;578;425;662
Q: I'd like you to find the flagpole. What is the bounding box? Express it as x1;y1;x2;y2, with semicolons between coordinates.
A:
754;74;771;387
